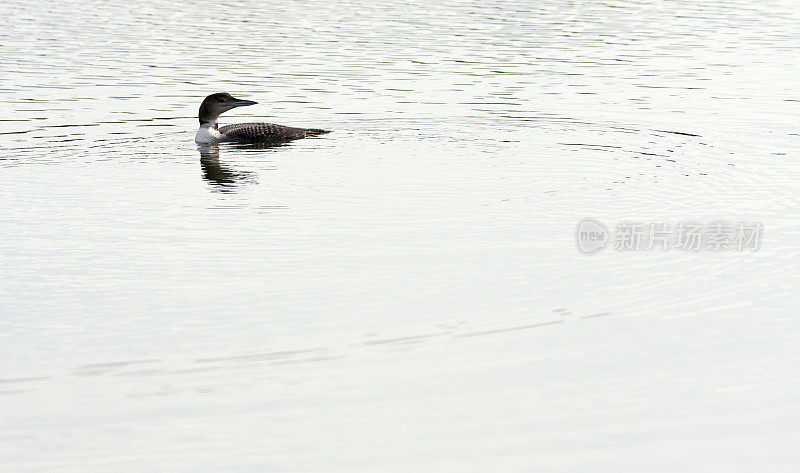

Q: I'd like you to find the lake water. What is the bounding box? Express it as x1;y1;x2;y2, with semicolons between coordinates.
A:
2;0;799;471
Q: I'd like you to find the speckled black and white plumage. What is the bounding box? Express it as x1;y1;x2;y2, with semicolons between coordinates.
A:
218;122;330;143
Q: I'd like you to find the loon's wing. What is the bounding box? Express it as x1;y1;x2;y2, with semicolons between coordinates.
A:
219;122;330;143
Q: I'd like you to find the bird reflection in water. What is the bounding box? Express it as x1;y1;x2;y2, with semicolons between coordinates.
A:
197;142;288;192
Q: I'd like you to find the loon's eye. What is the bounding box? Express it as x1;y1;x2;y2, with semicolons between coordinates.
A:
217;97;225;103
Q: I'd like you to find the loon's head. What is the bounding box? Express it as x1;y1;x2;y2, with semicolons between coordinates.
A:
198;92;258;125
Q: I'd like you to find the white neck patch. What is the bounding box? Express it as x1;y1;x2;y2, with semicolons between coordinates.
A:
195;121;222;144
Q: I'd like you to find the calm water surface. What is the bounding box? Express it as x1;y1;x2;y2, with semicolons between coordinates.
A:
2;0;799;471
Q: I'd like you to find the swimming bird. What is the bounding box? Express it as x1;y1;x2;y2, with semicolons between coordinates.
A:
195;92;330;144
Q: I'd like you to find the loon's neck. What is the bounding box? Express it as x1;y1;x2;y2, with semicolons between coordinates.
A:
195;119;223;144
200;118;218;129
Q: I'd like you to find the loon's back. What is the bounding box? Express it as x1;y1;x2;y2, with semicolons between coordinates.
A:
219;122;330;143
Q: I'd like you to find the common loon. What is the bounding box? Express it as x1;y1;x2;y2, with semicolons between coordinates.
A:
195;92;330;144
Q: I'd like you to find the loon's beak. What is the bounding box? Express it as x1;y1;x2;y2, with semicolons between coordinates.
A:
231;99;258;108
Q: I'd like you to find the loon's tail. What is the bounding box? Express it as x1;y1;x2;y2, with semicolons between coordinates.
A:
304;128;331;136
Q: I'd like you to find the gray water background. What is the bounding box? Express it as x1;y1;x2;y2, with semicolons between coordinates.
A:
1;0;799;471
